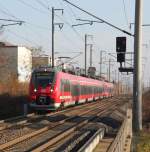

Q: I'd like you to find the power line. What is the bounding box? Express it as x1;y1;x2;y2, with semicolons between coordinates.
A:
17;0;48;14
25;22;50;30
0;2;51;31
6;29;40;47
25;0;84;42
55;14;84;42
0;8;18;19
19;0;84;42
0;1;84;52
58;30;83;50
59;0;77;19
122;0;129;29
63;0;134;36
35;0;49;10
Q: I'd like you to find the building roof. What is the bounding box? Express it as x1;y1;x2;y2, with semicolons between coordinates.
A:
0;41;17;47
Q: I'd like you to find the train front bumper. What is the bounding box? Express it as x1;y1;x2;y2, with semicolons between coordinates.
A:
29;102;60;110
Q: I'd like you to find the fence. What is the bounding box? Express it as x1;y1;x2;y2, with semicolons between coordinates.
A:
107;107;132;152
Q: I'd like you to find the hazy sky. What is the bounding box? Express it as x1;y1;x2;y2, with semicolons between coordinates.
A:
0;0;150;85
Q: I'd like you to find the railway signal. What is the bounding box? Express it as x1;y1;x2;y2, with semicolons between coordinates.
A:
116;37;126;63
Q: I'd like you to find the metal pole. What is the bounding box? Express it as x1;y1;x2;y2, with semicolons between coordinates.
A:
133;0;143;132
85;34;87;75
52;7;54;68
100;51;102;78
115;70;117;83
118;70;120;95
107;68;109;81
90;44;93;67
109;59;111;82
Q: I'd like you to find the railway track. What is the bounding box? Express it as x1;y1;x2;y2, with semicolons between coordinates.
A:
0;101;106;145
0;99;105;131
0;97;124;152
33;103;119;152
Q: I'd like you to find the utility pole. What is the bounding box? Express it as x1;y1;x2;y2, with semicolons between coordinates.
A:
85;34;87;75
109;59;111;82
52;7;54;68
84;34;93;75
107;67;109;81
100;51;102;78
133;0;143;133
100;50;106;78
90;44;92;67
118;70;120;95
51;7;63;68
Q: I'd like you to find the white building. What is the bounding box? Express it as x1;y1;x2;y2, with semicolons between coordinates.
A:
0;42;32;82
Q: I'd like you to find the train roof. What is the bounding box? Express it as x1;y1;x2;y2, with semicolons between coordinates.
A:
32;66;114;85
33;66;57;73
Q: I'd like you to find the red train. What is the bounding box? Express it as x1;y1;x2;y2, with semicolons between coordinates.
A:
29;67;114;110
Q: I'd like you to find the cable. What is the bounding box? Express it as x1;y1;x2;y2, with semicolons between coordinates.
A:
56;52;83;67
58;30;83;50
6;29;40;47
58;0;77;19
25;22;49;30
17;0;48;14
63;0;134;36
30;0;85;42
55;13;84;42
0;1;51;31
35;1;85;44
0;8;18;20
35;0;49;10
122;0;129;29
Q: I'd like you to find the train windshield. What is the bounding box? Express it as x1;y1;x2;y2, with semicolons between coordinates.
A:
32;72;55;88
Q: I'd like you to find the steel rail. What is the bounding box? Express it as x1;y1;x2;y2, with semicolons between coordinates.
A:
0;98;104;131
31;103;118;152
0;99;114;151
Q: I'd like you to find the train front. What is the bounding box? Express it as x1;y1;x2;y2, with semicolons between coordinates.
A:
29;68;58;110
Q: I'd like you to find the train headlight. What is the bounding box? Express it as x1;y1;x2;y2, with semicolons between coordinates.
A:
34;88;37;92
50;89;53;92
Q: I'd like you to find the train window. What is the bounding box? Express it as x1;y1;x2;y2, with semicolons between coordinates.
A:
33;72;55;88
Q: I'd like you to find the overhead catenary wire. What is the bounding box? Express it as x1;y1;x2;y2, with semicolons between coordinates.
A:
0;0;83;53
18;0;85;44
6;29;40;47
63;0;134;36
56;14;84;42
0;8;18;20
17;0;48;14
56;52;83;67
35;0;85;43
58;0;77;19
35;0;50;10
31;0;85;42
0;0;84;55
0;0;51;31
122;0;130;29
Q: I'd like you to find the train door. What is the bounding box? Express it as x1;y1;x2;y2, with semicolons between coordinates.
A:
60;79;65;103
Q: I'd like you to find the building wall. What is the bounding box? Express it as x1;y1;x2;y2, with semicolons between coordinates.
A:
18;47;32;82
0;46;18;83
0;46;32;83
32;57;50;69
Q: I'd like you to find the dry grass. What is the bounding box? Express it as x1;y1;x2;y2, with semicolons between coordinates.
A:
0;79;29;96
137;131;150;152
0;78;30;119
136;91;150;152
142;91;150;122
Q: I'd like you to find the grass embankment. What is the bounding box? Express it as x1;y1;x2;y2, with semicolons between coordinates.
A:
137;131;150;152
137;90;150;152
